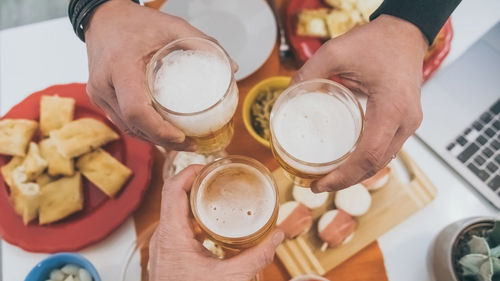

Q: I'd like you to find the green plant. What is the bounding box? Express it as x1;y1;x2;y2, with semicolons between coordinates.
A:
459;221;500;281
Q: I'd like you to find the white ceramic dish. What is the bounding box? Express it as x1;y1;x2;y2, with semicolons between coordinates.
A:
161;0;277;80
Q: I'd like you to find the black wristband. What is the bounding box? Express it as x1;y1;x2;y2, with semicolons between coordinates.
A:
68;0;141;42
370;0;461;44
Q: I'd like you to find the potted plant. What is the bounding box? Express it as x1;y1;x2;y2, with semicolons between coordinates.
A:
430;217;500;281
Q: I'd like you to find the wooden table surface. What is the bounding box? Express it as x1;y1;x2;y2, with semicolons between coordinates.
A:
133;0;389;280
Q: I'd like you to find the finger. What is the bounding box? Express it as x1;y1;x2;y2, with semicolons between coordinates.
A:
290;40;342;85
312;95;402;192
219;230;284;279
159;165;204;233
93;95;133;133
112;61;190;148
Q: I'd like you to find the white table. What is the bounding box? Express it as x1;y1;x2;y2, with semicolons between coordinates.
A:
1;1;499;280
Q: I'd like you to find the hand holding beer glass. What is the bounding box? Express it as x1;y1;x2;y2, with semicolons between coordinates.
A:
148;165;284;281
270;79;364;188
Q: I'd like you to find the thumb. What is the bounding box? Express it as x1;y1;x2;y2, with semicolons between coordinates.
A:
220;230;285;279
291;40;342;85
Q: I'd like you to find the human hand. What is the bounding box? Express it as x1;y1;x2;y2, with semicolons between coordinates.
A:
84;0;215;150
292;15;428;193
149;165;285;281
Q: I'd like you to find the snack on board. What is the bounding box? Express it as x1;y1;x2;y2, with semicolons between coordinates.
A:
77;148;132;197
277;201;314;239
292;185;330;217
334;183;372;216
362;166;391;190
21;142;48;181
50;117;119;158
296;9;330;38
317;209;357;250
40;95;75;136
0;119;38;156
39;138;74;176
39;172;83;225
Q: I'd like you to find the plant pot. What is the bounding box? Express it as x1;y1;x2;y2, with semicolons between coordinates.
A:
428;216;496;281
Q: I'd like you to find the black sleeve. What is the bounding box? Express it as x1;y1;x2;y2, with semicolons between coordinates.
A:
370;0;461;44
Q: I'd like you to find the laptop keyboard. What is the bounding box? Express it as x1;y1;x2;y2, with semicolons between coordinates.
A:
447;99;500;194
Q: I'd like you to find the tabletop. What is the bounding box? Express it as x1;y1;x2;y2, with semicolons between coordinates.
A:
1;1;500;281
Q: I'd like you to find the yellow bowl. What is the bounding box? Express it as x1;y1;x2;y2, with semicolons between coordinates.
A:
242;76;291;148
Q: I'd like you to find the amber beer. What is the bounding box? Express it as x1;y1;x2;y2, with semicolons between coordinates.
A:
270;79;364;187
147;37;238;154
190;156;279;256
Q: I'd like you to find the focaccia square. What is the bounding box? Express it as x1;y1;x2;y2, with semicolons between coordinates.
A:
296;9;330;38
77;149;132;197
40;95;75;136
36;173;59;187
325;9;364;38
1;156;24;187
39;138;74;176
39;172;83;225
10;181;40;225
49;118;120;158
0;119;38;156
22;142;48;181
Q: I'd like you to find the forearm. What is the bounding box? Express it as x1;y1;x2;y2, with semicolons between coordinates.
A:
370;0;461;44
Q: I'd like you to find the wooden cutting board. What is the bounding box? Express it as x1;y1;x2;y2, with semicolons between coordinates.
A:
274;149;437;277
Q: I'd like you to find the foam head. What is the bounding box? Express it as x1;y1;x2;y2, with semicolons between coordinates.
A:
149;43;238;136
196;163;276;238
271;81;363;175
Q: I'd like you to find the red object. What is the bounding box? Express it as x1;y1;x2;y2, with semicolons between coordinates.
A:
0;83;154;253
318;210;356;248
285;0;453;82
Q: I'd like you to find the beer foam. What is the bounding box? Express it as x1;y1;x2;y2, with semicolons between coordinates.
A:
272;92;360;174
196;163;276;238
153;50;238;136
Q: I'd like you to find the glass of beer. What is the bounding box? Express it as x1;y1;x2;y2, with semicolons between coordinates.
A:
147;37;238;154
190;155;279;258
270;79;364;187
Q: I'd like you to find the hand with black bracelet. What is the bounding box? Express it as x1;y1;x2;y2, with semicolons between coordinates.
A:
78;0;221;150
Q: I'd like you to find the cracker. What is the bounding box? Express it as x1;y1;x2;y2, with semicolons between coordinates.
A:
22;142;48;181
40;95;75;136
1;156;24;187
50;118;119;158
296;9;330;38
0;119;38;156
39;138;74;176
10;182;40;225
39;172;83;225
77;148;132;197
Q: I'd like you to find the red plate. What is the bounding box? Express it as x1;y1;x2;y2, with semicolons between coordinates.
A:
0;83;154;253
285;0;453;82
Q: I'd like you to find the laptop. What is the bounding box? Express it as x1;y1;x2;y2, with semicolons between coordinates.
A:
417;21;500;209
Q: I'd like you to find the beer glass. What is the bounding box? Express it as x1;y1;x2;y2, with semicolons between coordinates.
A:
270;79;364;187
190;155;279;257
147;37;238;154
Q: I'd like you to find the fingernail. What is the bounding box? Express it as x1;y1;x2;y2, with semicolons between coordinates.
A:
311;181;326;193
272;231;285;246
